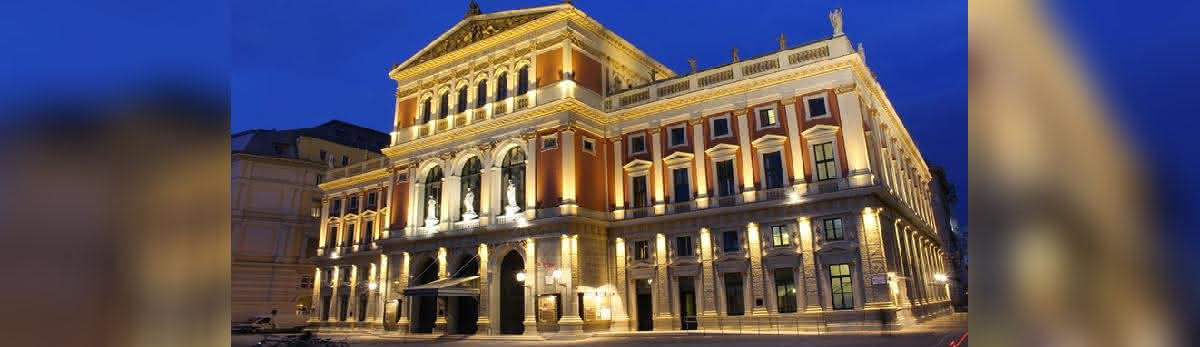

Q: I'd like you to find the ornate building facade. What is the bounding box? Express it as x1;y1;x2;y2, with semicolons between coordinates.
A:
310;4;952;335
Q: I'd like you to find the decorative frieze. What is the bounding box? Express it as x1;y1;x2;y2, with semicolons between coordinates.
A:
697;69;734;88
656;80;690;97
787;45;830;65
741;58;780;76
618;90;650;107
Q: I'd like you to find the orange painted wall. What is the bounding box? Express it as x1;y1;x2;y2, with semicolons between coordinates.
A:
536;130;562;208
536;49;563;88
745;101;794;188
659;121;694;203
574;129;607;211
391;178;408;228
701;111;744;197
395;97;417;129
571;49;603;95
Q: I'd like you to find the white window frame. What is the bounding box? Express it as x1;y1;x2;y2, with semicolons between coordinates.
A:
810;140;841;181
628;173;651;208
667;124;689;148
803;94;831;120
754;106;780;130
581;137;596;155
768;224;791;248
709;114;733;139
628;133;648;156
541;135;558;151
705;143;740;198
757;149;789;189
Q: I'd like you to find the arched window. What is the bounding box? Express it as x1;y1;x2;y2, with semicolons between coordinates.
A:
439;92;450;118
517;67;529;95
421;98;432;124
460;157;482;219
500;147;526;211
496;73;508;100
476;80;487;107
424;166;443;220
456;86;468;114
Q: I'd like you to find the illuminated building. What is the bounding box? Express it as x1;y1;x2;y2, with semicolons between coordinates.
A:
310;3;952;335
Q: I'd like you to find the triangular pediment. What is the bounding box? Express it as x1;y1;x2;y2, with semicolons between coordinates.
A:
396;6;564;72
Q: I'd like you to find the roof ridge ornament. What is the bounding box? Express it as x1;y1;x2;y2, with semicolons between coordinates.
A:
829;8;844;36
465;0;482;18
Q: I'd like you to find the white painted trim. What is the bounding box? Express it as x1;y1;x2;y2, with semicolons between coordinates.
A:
581;136;596;155
708;114;733;139
803;93;831;120
667;123;688;148
627;133;648;156
753;105;781;131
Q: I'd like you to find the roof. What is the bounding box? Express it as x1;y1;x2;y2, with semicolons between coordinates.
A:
231;119;388;158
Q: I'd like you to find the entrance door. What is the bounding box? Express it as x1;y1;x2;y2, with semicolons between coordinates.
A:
321;296;331;321
357;294;368;321
454;297;479;333
499;251;525;334
635;279;653;331
678;276;697;330
338;294;349;321
411;258;439;333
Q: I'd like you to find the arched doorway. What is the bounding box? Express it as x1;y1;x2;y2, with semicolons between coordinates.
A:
451;254;480;334
411;257;439;333
499;251;525;334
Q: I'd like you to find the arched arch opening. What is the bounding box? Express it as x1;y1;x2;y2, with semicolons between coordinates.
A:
460;157;482;220
500;147;526;214
475;79;487;107
499;250;525;334
439;91;450;119
516;66;529;95
450;253;480;334
495;72;508;100
410;257;439;333
421;97;432;124
423;166;444;223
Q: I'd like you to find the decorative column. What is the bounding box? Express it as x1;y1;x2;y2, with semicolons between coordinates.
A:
649;126;666;214
476;243;491;334
612;138;625;213
611;238;630;331
347;265;359;324
689;119;709;206
434;247;448;334
524;132;538;218
487;166;502;223
559;234;584;332
396;252;411;332
797;217;821;312
318;199;330;256
310;267;322;322
522;238;539;335
746;223;767;316
561;125;577;215
445;175;462;225
858;208;893;309
835;85;872;184
376;255;389;327
782;98;806;187
329;267;340;322
698;228;717;327
735;109;756;202
652;233;672;330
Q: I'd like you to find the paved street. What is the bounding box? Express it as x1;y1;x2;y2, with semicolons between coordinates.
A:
234;313;966;346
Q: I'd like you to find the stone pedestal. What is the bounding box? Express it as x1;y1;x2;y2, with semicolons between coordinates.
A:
558;316;584;334
433;297;448;335
522;318;539;336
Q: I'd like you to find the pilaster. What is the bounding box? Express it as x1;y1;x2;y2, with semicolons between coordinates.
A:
649;126;666;210
612;139;625;211
652;233;672;330
735;110;756;202
611;238;630;331
689;119;709;202
797;217;821;312
476;243;491;334
561;126;577;213
558;234;584;333
782;100;806;185
698;228;717;328
524;132;538;217
746;223;768;315
522;238;539;335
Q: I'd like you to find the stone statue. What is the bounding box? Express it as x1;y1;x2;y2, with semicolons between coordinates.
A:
778;33;787;50
424;196;439;228
462;187;478;221
687;58;697;73
731;48;740;63
829;8;843;36
504;178;521;217
857;42;866;65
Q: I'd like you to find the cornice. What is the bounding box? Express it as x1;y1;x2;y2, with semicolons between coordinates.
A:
318;168;390;192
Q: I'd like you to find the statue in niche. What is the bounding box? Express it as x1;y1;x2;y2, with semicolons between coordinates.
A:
424;196;439;228
505;178;521;217
829;8;844;36
462;186;478;221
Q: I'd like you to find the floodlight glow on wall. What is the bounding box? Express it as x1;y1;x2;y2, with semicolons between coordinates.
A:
516;271;527;282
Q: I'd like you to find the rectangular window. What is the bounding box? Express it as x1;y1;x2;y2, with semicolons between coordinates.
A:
343;224;354;245
316;174;323;185
675;236;694;257
439;93;449;118
542;136;558;150
476;82;487;107
774;268;797;313
711;117;731;138
763;151;785;189
342;155;349;167
722;230;740;252
629;134;647;154
724;272;744;316
634;240;650;260
457;87;468;113
363;221;374;244
367;192;377;209
632;175;648;208
770;225;790;247
672;168;690;203
319;150;327;161
669;126;687;147
582;138;595;154
716;160;736;197
830;264;853;310
806;96;828;118
348;197;358;213
757;107;778;128
812;142;836;181
326;227;337;248
823;218;844;241
330;200;342;216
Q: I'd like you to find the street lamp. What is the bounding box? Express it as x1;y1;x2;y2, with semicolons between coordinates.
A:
934;273;948;282
516;271;526;283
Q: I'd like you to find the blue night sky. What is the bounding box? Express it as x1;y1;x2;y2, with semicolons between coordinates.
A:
231;1;969;224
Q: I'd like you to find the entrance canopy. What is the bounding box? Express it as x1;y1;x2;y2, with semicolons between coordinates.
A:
403;276;480;297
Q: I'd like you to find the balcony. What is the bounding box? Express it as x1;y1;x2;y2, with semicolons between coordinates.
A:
325;157;388;182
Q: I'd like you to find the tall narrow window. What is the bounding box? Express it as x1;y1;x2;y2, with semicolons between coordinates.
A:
326;226;337;249
724;272;744;316
476;80;487;107
421;98;432;123
460;157;482;219
439;92;449;118
363;221;374;244
456;86;468;113
830;264;853;310
500;147;526;211
813;142;836;181
774;268;797;313
517;67;529;95
675;236;694;257
347;196;359;214
672;168;690;203
496;73;508;100
770;225;790;247
716;160;736;197
823;218;844;241
424;167;443;221
341;155;349;167
631;176;648;208
343;224;354;245
330;199;342;217
366;192;377;210
763;151;785;189
634;240;650;260
722;230;740;252
319;150;327;161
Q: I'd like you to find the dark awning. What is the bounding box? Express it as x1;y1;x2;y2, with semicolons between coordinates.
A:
402;276;480;297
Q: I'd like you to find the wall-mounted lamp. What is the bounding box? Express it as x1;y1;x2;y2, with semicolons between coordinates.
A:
368;282;378;290
933;273;947;282
516;271;527;282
